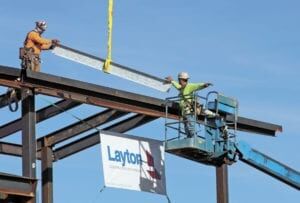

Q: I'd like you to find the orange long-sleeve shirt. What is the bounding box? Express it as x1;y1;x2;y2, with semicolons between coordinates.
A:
24;30;52;55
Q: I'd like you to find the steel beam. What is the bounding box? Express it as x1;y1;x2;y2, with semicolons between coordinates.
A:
0;110;128;159
21;88;36;203
0;99;80;139
226;115;282;136
37;109;128;150
0;172;37;197
0;66;281;136
54;114;156;161
41;144;53;203
216;164;229;203
0;142;22;157
0;141;39;160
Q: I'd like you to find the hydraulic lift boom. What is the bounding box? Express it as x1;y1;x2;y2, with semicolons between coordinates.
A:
237;141;300;190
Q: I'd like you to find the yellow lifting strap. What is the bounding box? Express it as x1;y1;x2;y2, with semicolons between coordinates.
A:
103;0;114;73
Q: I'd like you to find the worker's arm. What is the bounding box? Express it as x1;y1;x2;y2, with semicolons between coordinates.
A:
188;83;212;92
41;43;52;50
171;80;182;90
28;32;52;46
164;76;181;90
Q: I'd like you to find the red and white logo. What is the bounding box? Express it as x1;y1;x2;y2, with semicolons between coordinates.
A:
146;150;161;180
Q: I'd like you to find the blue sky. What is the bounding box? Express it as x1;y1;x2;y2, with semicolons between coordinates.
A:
0;0;299;202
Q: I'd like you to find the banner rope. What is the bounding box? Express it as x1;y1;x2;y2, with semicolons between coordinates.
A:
40;97;101;133
99;185;106;193
166;194;172;203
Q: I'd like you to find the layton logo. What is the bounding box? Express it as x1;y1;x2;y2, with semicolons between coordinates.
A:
107;146;142;166
146;150;161;180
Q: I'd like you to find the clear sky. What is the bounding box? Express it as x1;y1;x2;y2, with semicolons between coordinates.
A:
0;0;299;202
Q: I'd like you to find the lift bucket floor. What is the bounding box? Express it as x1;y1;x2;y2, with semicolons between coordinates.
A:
165;137;216;166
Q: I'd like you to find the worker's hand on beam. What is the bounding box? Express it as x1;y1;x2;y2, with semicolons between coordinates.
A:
52;39;60;46
164;76;173;84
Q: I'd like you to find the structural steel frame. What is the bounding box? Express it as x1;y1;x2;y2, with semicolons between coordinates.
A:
0;66;282;203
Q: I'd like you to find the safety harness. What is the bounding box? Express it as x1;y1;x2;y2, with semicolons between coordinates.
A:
20;30;40;70
179;89;202;116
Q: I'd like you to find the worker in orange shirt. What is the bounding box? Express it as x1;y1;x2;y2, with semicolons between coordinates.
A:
21;20;60;72
5;21;60;112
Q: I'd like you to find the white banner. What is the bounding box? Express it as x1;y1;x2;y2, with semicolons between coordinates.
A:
100;131;166;195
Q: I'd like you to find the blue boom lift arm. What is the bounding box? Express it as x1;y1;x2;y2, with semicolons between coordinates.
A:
236;141;300;190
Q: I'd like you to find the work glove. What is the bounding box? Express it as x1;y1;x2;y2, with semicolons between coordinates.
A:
204;82;213;87
164;76;173;84
52;39;60;46
49;39;60;49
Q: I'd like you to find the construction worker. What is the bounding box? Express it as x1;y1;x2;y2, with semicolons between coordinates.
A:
165;72;213;138
4;21;60;112
21;20;60;72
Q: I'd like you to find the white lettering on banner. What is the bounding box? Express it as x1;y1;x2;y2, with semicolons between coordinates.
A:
100;131;166;195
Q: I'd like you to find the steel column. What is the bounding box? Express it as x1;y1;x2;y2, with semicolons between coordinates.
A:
216;164;229;203
21;88;36;203
41;141;53;203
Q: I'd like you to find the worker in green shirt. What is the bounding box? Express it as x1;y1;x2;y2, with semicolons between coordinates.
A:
165;72;213;137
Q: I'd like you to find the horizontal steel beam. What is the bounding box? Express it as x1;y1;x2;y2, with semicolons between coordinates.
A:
0;99;80;139
54;114;156;161
0;109;128;158
0;142;41;159
0;142;22;157
0;172;37;197
226;115;282;136
0;66;282;136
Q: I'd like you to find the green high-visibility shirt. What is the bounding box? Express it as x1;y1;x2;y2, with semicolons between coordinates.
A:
171;80;207;115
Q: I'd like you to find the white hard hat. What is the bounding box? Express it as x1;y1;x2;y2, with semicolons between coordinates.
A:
178;72;189;80
36;20;47;31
